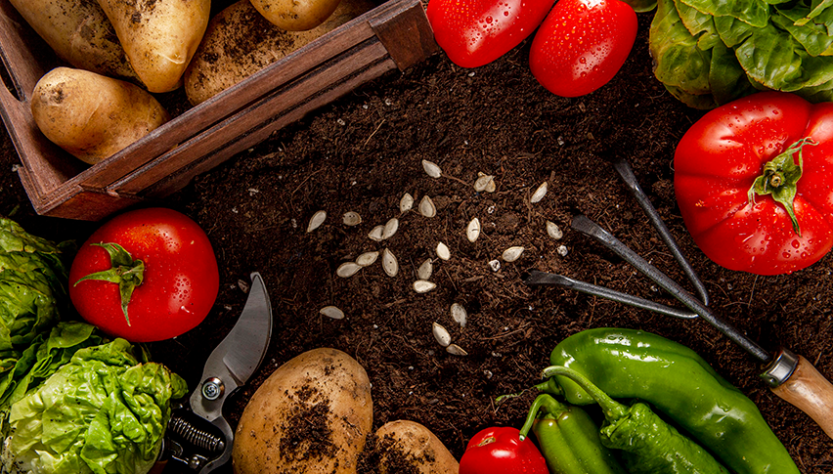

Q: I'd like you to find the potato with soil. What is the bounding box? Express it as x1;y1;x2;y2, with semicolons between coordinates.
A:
31;67;170;165
184;0;373;105
375;420;459;474
97;0;211;92
8;0;138;82
232;348;373;474
251;0;343;31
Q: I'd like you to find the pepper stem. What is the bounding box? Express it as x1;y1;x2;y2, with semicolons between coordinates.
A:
747;138;817;236
518;393;569;441
542;366;627;420
73;242;144;326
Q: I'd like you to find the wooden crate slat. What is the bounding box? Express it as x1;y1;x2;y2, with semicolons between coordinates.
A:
33;187;143;221
112;40;392;195
370;0;437;71
0;0;50;100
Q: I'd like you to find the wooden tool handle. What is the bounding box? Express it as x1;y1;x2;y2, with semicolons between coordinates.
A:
771;355;833;440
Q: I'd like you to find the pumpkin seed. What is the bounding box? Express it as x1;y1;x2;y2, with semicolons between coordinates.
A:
502;246;524;262
436;242;451;260
557;245;569;257
382;218;399;240
488;259;501;272
419;195;436;218
400;193;414;212
446;344;468;356
466;218;481;243
417;259;433;280
307;210;327;233
342;211;362;226
368;225;385;242
422;159;442;178
531;181;548;203
356;251;380;266
336;262;362;278
546;221;563;240
320;306;345;320
413;280;437;293
473;174;494;192
485;178;497;193
382;248;399;277
432;322;451;347
450;303;467;327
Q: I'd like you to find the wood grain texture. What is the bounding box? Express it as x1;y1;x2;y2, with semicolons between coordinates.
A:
771;355;833;440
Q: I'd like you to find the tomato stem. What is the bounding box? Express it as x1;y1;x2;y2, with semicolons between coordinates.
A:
73;242;144;326
747;138;816;236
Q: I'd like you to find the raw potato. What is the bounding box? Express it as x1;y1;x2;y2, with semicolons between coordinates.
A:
233;348;373;474
376;420;459;474
251;0;343;31
97;0;211;92
184;0;373;105
8;0;138;82
31;67;170;165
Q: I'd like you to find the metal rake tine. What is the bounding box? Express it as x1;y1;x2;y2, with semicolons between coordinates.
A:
571;215;772;363
523;270;698;319
611;156;710;306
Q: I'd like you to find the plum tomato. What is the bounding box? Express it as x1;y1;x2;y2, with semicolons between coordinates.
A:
69;207;220;342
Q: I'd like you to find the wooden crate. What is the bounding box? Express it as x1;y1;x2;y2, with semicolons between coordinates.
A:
0;0;437;221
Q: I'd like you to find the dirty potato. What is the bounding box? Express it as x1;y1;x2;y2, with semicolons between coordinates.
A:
376;420;459;474
184;0;373;105
8;0;138;82
30;67;169;165
97;0;211;92
251;0;343;31
232;348;373;474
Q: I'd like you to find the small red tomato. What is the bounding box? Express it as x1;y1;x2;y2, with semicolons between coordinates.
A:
427;0;556;68
459;426;549;474
529;0;637;97
69;208;220;342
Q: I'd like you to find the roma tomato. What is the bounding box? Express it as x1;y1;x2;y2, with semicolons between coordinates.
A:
675;91;833;275
529;0;637;97
426;0;555;68
69;208;220;342
459;426;549;474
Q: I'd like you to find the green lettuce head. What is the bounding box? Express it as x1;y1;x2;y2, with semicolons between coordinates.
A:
1;338;188;474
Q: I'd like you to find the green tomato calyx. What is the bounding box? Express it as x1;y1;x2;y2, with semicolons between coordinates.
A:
73;242;144;326
748;138;817;236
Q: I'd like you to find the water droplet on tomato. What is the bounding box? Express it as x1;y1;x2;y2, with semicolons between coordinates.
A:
791;239;801;249
782;251;791;259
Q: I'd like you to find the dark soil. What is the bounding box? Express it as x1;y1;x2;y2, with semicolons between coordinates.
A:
2;7;833;474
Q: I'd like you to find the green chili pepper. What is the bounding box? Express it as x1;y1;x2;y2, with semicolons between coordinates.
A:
518;393;627;474
545;365;731;474
545;328;799;474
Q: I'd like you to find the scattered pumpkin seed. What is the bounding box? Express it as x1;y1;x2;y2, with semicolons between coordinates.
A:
436;242;451;260
546;221;563;240
418;259;433;280
307;210;327;233
446;344;468;356
422;159;442;178
382;248;399;277
419;195;436;218
450;303;467;327
502;246;525;262
413;280;437;293
368;225;385;242
320;306;345;320
466;218;481;243
432;322;451;347
400;193;414;212
336;262;362;278
342;211;362;226
557;245;569;257
356;251;380;267
531;181;548;203
485;178;497;193
488;259;501;272
474;174;494;192
382;218;399;240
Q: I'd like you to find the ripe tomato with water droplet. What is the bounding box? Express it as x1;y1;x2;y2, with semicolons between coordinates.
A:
69;208;220;342
529;0;636;97
427;0;556;68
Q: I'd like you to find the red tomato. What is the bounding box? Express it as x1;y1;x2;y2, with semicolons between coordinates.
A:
529;0;637;97
675;91;833;275
426;0;556;68
459;426;549;474
69;208;220;342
